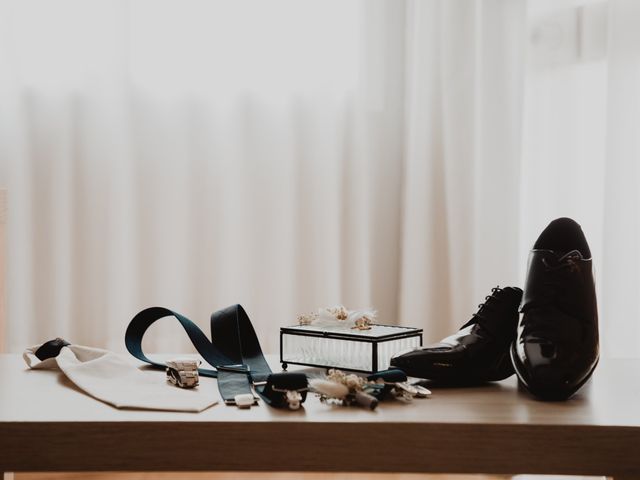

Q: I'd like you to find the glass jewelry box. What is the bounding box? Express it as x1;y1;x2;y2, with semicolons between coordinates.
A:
280;324;423;373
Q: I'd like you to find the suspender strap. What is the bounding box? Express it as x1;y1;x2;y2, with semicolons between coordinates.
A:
125;304;301;407
216;366;256;404
209;304;272;383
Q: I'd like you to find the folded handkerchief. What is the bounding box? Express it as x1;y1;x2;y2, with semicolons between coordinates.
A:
24;339;218;412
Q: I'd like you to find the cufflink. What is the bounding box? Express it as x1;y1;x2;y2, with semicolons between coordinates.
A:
393;381;431;400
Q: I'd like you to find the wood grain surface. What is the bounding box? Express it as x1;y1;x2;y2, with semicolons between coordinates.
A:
1;354;638;477
14;474;510;480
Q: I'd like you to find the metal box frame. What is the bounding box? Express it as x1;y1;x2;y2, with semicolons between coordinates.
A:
279;324;423;373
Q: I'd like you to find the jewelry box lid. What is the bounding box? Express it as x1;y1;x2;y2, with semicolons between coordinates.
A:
280;324;422;341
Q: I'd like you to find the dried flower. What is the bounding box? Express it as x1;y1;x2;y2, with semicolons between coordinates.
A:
326;369;367;392
298;312;318;326
327;305;349;321
352;316;372;330
296;305;377;329
345;374;361;390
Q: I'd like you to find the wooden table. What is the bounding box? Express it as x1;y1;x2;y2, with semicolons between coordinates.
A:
0;354;638;478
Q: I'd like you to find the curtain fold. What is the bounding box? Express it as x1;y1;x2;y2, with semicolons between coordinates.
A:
521;0;640;357
0;0;406;353
601;0;640;357
1;0;639;358
399;0;526;341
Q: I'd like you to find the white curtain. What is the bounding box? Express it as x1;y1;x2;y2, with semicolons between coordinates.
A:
521;0;640;357
400;0;525;342
0;0;406;353
0;0;638;358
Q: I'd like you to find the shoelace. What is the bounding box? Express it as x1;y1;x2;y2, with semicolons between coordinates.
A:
460;286;504;336
541;250;582;273
536;250;584;307
522;251;584;338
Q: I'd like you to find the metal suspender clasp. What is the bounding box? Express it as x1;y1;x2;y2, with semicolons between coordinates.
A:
216;364;250;374
269;386;307;410
225;393;259;408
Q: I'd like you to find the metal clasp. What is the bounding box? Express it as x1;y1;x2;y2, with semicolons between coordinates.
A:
271;386;308;410
225;393;259;408
216;364;250;374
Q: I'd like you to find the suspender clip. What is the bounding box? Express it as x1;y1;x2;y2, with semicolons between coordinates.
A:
225;393;259;408
217;364;250;374
270;387;306;410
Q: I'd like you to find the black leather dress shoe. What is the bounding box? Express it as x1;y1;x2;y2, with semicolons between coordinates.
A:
390;286;522;384
510;218;599;401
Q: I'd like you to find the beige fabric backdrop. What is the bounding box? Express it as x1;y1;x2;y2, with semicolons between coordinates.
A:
0;0;637;358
